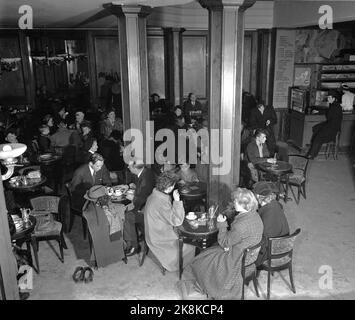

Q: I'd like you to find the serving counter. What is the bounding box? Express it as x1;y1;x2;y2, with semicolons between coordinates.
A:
288;110;355;150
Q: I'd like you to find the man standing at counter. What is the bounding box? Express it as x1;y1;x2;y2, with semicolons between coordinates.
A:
306;90;343;159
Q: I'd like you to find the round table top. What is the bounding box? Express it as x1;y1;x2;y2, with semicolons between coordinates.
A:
6;176;47;191
256;161;292;175
11;215;36;241
176;212;218;238
37;153;62;165
179;182;207;200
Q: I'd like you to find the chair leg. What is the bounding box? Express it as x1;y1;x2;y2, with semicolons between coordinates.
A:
297;186;301;204
139;240;148;267
302;182;307;199
241;279;245;300
267;270;271;300
253;274;260;298
82;217;87;240
58;238;64;263
289;185;298;204
68;212;75;233
289;265;296;293
30;238;40;274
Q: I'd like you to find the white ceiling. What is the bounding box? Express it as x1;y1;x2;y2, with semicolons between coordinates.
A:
0;0;197;28
0;0;354;29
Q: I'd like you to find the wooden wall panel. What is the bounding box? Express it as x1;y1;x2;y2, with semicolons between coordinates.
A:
0;36;26;101
147;36;165;98
243;34;252;93
94;36;120;96
182;35;207;99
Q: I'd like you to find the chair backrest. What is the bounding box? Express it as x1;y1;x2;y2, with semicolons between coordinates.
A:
18;165;41;176
242;241;262;270
288;155;309;176
31;139;40;155
30;196;60;213
65;182;73;206
268;228;301;260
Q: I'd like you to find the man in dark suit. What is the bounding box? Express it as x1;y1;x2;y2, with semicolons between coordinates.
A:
306;90;343;159
123;160;155;256
70;153;111;211
249;101;278;155
252;181;290;267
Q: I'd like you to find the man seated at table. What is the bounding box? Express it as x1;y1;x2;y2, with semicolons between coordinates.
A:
177;160;200;185
50;119;73;149
123;160;155;256
70;153;111;212
246;129;276;182
252;181;290;267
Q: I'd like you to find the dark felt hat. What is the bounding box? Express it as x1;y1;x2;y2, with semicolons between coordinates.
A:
84;185;107;201
253;181;279;196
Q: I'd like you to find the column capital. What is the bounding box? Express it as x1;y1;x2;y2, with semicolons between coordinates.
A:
198;0;255;11
103;3;152;18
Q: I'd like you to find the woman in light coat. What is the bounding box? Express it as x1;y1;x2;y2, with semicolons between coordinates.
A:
144;171;195;272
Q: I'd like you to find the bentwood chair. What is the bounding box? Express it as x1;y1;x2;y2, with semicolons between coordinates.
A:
29;196;68;272
139;239;166;275
241;241;262;300
282;155;309;205
65;182;88;240
258;228;301;300
325;131;340;160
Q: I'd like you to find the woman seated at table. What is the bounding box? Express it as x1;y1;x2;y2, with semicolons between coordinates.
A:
37;125;52;154
188;187;263;300
82;185;126;268
99;108;123;140
144;171;195;272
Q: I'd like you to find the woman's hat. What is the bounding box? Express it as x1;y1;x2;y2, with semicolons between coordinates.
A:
253;181;278;196
84;185;107;201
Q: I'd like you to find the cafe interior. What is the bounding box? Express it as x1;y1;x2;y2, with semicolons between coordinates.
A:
1;0;355;300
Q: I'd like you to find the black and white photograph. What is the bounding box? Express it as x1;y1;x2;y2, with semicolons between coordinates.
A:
0;0;355;304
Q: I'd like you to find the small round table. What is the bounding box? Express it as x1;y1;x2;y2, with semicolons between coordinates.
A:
176;212;218;279
6;176;47;193
255;161;293;202
11;215;39;274
179;182;207;212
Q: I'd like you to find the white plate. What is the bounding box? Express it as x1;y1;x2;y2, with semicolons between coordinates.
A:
186;214;197;220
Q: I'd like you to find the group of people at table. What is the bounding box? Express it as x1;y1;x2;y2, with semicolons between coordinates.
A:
68;144;291;299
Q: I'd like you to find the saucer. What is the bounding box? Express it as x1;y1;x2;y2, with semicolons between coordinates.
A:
186;214;197;220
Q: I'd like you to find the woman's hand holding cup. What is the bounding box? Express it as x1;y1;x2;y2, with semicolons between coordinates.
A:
217;214;226;223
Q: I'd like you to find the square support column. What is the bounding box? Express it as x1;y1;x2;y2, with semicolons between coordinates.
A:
163;28;185;107
199;0;255;207
104;3;151;161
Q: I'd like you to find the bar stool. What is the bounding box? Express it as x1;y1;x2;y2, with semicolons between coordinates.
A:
325;131;340;160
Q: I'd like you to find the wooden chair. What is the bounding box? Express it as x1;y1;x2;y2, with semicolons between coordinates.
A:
325;131;340;160
64;182;88;240
18;165;40;176
241;241;262;300
139;239;166;275
283;155;309;205
257;228;301;300
29;196;68;273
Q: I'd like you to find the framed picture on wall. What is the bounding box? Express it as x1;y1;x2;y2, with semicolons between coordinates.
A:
293;66;312;87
